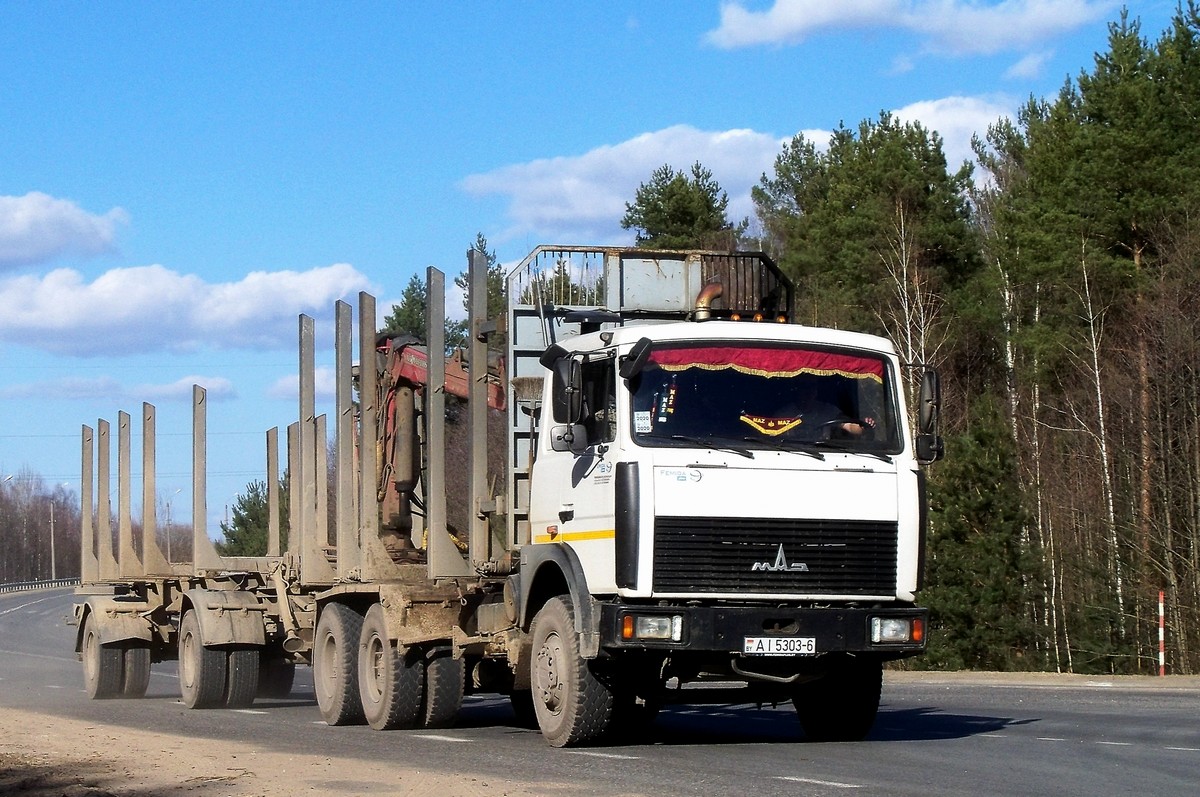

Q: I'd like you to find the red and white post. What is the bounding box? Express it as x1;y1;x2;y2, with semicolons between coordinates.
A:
1158;589;1166;677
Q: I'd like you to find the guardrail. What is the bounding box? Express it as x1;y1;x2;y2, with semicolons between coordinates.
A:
0;578;80;594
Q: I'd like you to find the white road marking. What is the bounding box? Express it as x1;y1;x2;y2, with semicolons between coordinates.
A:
1165;746;1200;752
1097;741;1132;746
0;595;61;615
777;776;862;789
1038;737;1067;742
567;751;640;760
231;709;269;715
413;734;470;743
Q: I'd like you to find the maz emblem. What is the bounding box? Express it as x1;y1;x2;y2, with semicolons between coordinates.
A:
751;544;809;572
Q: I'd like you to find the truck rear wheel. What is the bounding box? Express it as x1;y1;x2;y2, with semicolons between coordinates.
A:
120;644;151;699
422;652;465;728
313;603;365;725
358;603;424;730
82;614;122;699
224;648;260;708
179;609;227;709
530;596;614;747
792;655;882;742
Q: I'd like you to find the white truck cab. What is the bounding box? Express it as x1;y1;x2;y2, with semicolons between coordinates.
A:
505;247;940;743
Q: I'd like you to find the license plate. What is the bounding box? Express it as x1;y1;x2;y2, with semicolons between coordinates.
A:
743;636;817;656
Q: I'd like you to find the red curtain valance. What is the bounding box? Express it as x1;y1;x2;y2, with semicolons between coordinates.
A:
648;346;884;382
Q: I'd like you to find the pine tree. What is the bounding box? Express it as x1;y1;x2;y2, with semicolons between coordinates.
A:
217;480;289;557
621;162;737;249
921;397;1039;670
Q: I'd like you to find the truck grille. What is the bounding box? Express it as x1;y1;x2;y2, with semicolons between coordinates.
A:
652;516;897;595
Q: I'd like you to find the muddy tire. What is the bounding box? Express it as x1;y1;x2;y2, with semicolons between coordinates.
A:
120;645;151;699
422;652;465;728
529;596;613;747
82;614;122;700
358;603;424;730
313;603;365;726
179;610;226;709
224;648;260;708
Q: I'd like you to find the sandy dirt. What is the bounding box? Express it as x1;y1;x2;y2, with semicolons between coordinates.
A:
0;708;559;797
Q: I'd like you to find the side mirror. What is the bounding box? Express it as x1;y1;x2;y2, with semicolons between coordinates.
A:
915;433;945;464
915;369;943;464
918;370;941;435
551;357;583;424
549;423;589;453
619;338;653;380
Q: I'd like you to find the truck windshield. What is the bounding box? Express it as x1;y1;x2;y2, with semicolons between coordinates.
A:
628;342;900;455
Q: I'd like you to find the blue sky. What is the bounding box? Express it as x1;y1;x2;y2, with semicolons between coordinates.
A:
0;1;1178;533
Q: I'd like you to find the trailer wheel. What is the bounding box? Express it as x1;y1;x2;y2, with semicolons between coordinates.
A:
313;603;365;725
358;603;424;730
257;656;296;699
82;614;122;700
529;596;613;747
422;652;465;728
120;644;151;699
792;655;882;742
224;648;260;708
179;609;227;709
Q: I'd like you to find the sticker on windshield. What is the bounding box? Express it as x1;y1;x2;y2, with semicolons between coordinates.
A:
635;411;653;434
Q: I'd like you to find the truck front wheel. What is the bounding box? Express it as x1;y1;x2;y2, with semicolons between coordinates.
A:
792;655;882;742
529;596;613;747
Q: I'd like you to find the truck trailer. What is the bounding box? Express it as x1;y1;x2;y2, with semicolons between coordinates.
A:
72;245;942;746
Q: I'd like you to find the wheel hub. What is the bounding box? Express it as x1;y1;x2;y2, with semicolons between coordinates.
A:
534;631;565;714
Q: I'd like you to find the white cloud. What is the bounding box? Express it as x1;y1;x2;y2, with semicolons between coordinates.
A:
0;192;128;269
266;366;336;402
140;376;236;401
1005;50;1054;79
705;0;1114;56
892;95;1016;170
0;374;234;402
707;0;898;48
461;124;811;244
460;105;1015;247
0;263;375;355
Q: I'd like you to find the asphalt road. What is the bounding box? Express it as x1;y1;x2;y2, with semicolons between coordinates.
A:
3;587;1198;797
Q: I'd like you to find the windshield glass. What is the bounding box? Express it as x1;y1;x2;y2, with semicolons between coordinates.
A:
629;342;900;454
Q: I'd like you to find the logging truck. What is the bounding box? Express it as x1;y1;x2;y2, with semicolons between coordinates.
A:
71;245;942;746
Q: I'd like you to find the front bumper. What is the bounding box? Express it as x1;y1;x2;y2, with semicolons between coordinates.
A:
598;602;927;658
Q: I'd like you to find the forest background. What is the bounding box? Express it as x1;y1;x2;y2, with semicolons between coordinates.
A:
4;7;1200;676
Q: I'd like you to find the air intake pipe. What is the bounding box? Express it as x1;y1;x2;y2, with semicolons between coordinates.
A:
694;280;724;321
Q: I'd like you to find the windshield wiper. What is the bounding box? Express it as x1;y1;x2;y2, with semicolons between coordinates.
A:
811;439;893;463
741;435;824;461
669;434;755;459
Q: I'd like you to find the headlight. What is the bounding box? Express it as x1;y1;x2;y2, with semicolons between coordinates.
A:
871;616;924;644
621;614;683;642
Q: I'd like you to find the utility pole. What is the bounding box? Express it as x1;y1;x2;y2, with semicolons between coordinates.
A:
49;501;56;581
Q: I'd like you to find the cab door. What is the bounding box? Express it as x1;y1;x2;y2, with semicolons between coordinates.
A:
528;351;619;592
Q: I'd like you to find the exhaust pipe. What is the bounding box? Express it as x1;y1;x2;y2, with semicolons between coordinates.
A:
694;281;724;321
